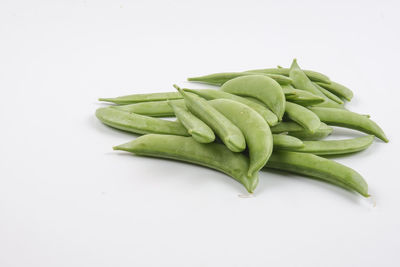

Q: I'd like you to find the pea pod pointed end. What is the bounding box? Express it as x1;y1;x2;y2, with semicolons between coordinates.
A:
243;173;259;194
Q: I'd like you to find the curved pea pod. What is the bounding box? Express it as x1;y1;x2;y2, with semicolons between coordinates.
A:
95;107;189;136
313;83;344;104
221;75;286;120
264;151;369;197
283;85;325;106
316;81;353;102
175;85;246;152
187;72;292;86
285;102;321;133
99;92;182;104
113;100;184;117
245;67;331;84
308;107;388;142
209;99;273;177
285;135;374;155
271;121;333;140
182;88;278;126
272;134;304;149
114;134;259;193
168;101;215;143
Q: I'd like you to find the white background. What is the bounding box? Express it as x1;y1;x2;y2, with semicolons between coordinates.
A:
1;0;399;266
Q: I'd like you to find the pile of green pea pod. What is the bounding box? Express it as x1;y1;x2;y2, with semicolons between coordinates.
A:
96;59;388;197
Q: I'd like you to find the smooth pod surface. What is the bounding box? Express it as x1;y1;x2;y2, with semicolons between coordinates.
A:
99;92;182;104
272;134;304;149
187;72;292;86
113;99;183;117
245;67;331;84
285;102;321;133
313;83;344;104
114;134;259;193
271;121;333;140
221;75;286;120
316;81;353;101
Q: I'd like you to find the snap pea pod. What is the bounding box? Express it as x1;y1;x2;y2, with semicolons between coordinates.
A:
316;81;353;102
175;85;246;152
114;134;258;193
99;92;182;105
182;88;278;126
264;151;369;197
245;67;331;84
221;75;286;120
284;135;374;155
285;102;321;133
168;101;215;143
113;99;184;117
95;107;189;136
313;83;344;104
209;99;273;177
309;107;388;142
271;121;333;140
282;85;325;106
272;134;304;149
187;72;292;86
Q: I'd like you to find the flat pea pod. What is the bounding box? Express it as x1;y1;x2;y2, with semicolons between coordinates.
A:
289;59;326;97
221;75;286;120
285;102;321;133
308;107;388;142
284;135;374;155
182;88;278;126
245;67;331;84
272;134;304;149
282;85;325;106
99;92;182;105
168;101;215;143
114;134;258;193
113;100;184;117
271;121;333;141
175;85;246;152
264;151;369;197
316;81;353;102
313;83;344;104
187;72;292;86
95;107;189;136
209;99;273;177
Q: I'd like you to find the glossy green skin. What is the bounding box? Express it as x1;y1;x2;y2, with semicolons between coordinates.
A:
264;151;369;197
285;135;374;155
183;89;278;126
313;83;344;104
96;107;189;136
282;85;325;106
187;72;292;86
272;134;304;149
209;99;273;177
316;81;353;102
245;67;331;84
285;102;321;133
113;99;184;117
221;75;286;120
309;107;388;142
271;121;333;140
114;134;258;193
175;86;246;152
168;101;215;143
99;92;182;105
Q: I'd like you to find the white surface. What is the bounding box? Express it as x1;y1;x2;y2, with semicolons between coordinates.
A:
1;1;399;266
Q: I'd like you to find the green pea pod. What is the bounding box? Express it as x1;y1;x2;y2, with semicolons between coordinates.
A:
99;92;182;104
272;134;304;149
313;83;344;104
113;100;184;117
168;101;215;143
96;107;189;136
221;75;286;121
209;99;273;177
316;81;353;102
264;151;369;197
187;72;292;86
245;67;331;84
282;85;325;106
114;134;259;193
175;85;246;152
271;121;333;141
285;102;321;133
309;107;388;142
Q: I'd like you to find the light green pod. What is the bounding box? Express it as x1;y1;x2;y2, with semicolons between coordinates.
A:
114;134;258;193
270;121;333;141
99;92;182;105
168;101;215;143
182;88;278;126
309;107;388;142
272;134;304;149
175;85;246;152
187;72;292;86
221;75;286;120
316;81;353;102
286;135;374;155
285;102;321;133
113;99;184;117
95;107;189;136
245;67;331;84
264;151;369;197
289;59;326;97
209;99;273;177
282;85;325;106
313;83;344;104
